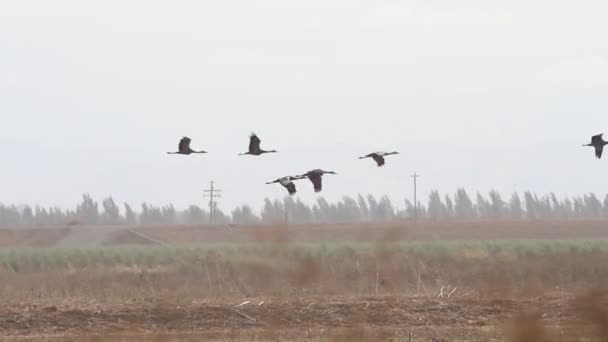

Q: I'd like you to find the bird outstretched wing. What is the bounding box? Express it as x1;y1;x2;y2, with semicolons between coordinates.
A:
277;177;291;187
308;173;323;192
286;182;297;195
178;137;191;153
249;134;261;152
592;134;604;145
596;145;604;159
371;154;385;166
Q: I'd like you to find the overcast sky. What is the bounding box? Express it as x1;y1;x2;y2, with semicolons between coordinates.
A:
1;1;607;211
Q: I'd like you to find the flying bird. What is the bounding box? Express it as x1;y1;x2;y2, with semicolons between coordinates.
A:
359;151;399;167
266;176;305;196
167;137;207;155
298;169;337;193
583;134;608;159
239;133;278;156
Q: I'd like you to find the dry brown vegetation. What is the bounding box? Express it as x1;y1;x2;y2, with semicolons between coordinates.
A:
1;221;608;341
135;219;608;244
0;228;69;248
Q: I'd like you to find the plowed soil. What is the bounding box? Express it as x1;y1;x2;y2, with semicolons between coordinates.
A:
0;228;69;247
136;220;608;245
0;296;582;340
3;220;607;248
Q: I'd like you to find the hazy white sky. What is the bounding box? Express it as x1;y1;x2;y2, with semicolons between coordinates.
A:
1;1;607;211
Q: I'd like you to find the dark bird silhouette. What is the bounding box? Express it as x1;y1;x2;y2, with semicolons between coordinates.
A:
583;134;608;159
266;176;305;196
359;151;399;167
298;169;337;193
167;137;207;155
239;133;278;156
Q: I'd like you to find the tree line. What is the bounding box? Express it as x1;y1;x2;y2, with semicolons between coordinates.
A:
1;190;608;227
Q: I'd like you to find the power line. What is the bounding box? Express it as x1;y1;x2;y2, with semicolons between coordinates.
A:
204;181;222;225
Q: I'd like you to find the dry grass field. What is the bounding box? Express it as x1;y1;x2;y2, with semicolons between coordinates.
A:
1;220;608;341
0;228;69;248
134;219;608;244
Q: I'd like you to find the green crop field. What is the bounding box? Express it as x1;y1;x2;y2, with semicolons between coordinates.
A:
3;239;608;272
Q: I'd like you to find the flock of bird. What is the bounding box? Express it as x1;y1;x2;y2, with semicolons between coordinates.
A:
167;133;399;196
167;133;607;196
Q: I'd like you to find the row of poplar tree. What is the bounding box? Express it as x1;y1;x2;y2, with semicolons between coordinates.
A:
1;190;608;227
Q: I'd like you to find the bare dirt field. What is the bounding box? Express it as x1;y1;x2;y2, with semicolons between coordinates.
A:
135;219;608;245
0;228;69;248
1;295;599;341
2;219;608;248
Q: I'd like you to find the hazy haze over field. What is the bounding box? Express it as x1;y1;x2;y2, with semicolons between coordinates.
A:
1;1;607;210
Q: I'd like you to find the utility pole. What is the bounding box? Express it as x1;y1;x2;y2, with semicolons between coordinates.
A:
204;181;222;225
411;173;420;220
